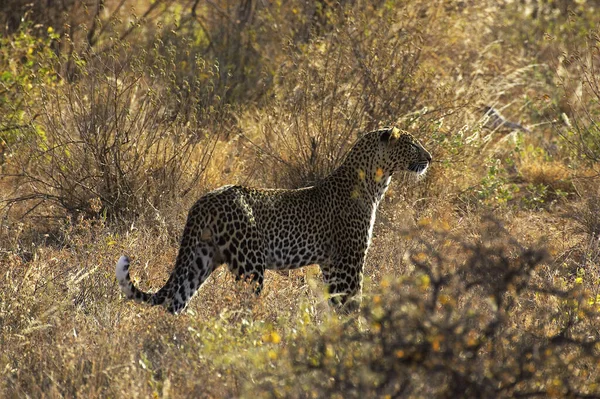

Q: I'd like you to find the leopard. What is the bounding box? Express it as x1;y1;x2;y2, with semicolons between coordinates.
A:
116;127;432;314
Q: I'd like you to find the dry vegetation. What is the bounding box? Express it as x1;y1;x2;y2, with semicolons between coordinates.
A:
1;0;600;397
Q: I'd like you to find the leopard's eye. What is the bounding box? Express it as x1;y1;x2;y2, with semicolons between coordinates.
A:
409;143;420;152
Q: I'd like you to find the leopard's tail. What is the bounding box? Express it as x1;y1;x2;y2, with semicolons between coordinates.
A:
116;256;169;307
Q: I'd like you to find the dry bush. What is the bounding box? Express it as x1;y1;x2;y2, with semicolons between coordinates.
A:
555;32;600;172
241;2;440;188
0;0;176;60
254;219;600;398
519;157;572;192
1;37;224;222
559;197;600;288
569;197;600;240
0;21;59;167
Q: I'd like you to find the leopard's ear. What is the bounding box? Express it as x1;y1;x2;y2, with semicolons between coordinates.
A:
380;127;401;143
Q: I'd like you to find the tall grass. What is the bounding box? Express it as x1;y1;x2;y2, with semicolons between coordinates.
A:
1;28;225;222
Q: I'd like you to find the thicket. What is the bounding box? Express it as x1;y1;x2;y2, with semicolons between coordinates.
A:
1;0;600;397
257;220;600;398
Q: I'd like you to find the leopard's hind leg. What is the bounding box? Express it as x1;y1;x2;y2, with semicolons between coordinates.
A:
116;212;223;314
164;224;223;314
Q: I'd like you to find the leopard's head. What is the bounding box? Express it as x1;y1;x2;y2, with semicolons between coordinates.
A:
378;127;431;176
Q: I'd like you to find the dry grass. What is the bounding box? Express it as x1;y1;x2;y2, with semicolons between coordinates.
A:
1;1;600;397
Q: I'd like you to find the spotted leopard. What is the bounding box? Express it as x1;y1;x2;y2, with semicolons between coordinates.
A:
116;127;432;313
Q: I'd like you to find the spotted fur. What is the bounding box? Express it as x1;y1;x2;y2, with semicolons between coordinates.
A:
116;127;432;314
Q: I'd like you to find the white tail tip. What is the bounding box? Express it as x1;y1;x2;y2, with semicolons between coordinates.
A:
116;255;133;297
